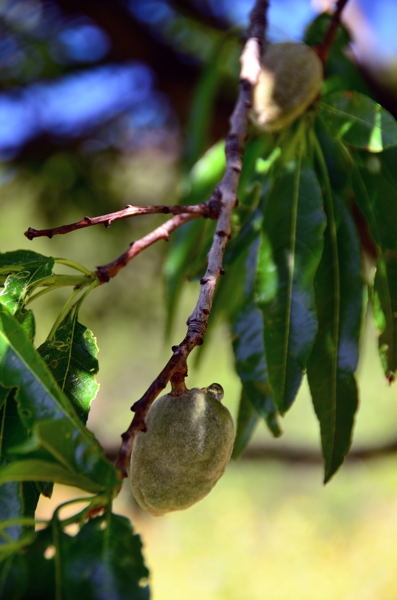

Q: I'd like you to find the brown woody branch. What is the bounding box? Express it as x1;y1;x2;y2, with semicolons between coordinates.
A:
24;200;219;240
95;212;197;282
115;0;269;476
316;0;351;64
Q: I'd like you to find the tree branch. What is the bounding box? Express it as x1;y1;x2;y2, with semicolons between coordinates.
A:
316;0;351;63
115;0;269;477
105;438;397;467
24;199;220;240
95;212;197;282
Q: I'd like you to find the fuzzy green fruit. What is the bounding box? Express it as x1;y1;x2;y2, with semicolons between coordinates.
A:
251;42;323;131
129;384;235;516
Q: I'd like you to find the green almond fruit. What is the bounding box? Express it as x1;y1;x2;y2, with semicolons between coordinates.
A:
129;384;235;516
251;42;323;131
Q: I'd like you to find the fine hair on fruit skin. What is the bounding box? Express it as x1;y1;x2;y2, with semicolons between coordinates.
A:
129;385;235;516
251;42;323;132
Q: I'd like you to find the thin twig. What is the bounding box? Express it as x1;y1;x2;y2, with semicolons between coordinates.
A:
316;0;351;64
95;212;198;282
94;192;221;282
116;0;269;477
24;200;219;240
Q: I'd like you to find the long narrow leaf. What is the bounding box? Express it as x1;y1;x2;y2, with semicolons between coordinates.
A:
350;148;397;378
373;257;397;380
260;159;325;412
233;301;280;444
308;143;362;481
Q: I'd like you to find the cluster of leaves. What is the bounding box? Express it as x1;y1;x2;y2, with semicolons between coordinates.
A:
0;253;149;598
166;16;397;482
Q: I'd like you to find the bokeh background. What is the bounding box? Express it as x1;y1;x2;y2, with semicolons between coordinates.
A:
2;1;397;598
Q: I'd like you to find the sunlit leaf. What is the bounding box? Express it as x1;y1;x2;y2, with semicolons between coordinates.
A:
0;306;118;493
0;251;54;315
38;303;99;423
372;256;397;381
352;149;397;251
320;91;397;152
350;148;397;378
0;456;112;494
259;159;326;412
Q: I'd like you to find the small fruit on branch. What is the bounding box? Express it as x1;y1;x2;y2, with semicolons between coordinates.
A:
129;383;235;516
251;42;323;131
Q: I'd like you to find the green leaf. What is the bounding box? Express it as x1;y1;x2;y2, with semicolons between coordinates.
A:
237;137;276;206
320;91;397;152
60;513;149;600
38;304;99;423
307;148;362;481
232;390;259;459
0;478;37;553
2;514;150;600
350;148;397;378
0;552;29;600
232;300;280;445
260;159;326;412
0;457;112;494
352;149;397;251
0;306;118;493
0;251;54;315
372;256;397;381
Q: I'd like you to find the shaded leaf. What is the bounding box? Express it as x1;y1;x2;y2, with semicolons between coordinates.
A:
307;179;362;481
3;526;55;600
320;91;397;152
260;159;325;412
0;478;36;553
232;299;280;448
61;513;149;600
2;513;150;600
38;303;99;423
0;552;29;600
232;390;260;459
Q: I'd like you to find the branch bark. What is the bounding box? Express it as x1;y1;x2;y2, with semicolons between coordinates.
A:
115;0;270;476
